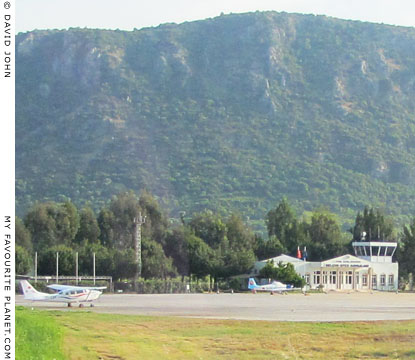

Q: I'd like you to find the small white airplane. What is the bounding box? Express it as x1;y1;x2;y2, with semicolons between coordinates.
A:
248;277;295;294
20;280;106;307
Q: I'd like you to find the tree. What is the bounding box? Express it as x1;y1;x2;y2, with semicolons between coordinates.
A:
16;216;32;252
305;209;348;261
222;248;255;278
16;245;32;275
397;218;415;278
254;235;286;260
189;210;226;248
24;203;56;251
139;190;169;246
259;261;279;279
97;207;116;248
188;212;256;282
266;198;296;240
60;201;80;244
108;191;142;249
188;210;227;284
75;206;100;245
284;220;309;256
226;214;255;251
266;198;306;254
24;201;80;251
38;245;75;276
112;248;137;281
164;226;190;279
350;206;394;241
186;233;213;280
221;214;256;277
97;191;174;282
141;238;177;279
78;243;114;277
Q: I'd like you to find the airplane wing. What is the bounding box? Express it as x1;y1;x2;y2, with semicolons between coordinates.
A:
47;284;107;292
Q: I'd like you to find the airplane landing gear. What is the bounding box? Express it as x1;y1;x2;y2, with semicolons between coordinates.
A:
90;303;94;307
68;303;72;308
79;303;84;308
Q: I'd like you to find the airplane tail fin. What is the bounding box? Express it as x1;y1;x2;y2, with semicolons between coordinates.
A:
248;278;257;290
20;280;43;300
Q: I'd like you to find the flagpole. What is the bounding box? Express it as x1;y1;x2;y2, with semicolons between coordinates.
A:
304;257;306;292
303;246;307;293
304;259;307;293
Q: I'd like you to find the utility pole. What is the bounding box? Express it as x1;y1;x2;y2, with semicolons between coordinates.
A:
133;212;146;290
34;252;37;283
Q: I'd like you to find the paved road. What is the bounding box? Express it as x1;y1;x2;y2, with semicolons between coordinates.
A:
16;292;415;322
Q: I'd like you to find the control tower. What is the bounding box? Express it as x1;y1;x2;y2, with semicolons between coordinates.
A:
352;232;397;263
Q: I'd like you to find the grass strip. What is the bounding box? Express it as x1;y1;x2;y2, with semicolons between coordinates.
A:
16;306;65;360
17;308;415;360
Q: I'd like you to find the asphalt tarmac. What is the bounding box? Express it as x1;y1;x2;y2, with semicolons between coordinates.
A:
16;291;415;322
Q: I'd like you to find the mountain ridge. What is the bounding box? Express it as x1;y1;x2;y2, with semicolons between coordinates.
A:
16;11;415;228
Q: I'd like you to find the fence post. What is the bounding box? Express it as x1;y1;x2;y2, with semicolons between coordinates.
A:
56;252;59;283
75;252;78;285
34;252;37;283
93;252;96;285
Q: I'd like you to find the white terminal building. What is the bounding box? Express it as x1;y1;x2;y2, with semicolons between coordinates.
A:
253;238;398;291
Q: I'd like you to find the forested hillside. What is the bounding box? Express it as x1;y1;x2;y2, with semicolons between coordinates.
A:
16;11;415;228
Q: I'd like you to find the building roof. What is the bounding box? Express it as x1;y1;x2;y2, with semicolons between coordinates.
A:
258;254;304;265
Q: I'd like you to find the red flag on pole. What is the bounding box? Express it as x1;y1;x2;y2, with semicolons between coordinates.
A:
297;246;302;259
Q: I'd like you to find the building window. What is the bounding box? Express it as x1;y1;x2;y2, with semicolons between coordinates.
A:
372;275;377;288
362;274;368;287
313;271;321;285
388;274;394;286
356;274;359;285
329;271;337;284
380;274;386;286
346;271;353;285
305;273;310;285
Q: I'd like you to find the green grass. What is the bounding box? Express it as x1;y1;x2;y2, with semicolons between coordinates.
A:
16;307;415;359
16;306;65;360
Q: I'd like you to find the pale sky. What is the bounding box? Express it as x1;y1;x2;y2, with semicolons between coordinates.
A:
17;0;415;34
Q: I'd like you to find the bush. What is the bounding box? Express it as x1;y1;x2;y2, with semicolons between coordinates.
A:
259;261;305;288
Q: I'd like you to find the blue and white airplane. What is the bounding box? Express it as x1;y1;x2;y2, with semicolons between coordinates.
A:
20;280;106;307
248;277;295;294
